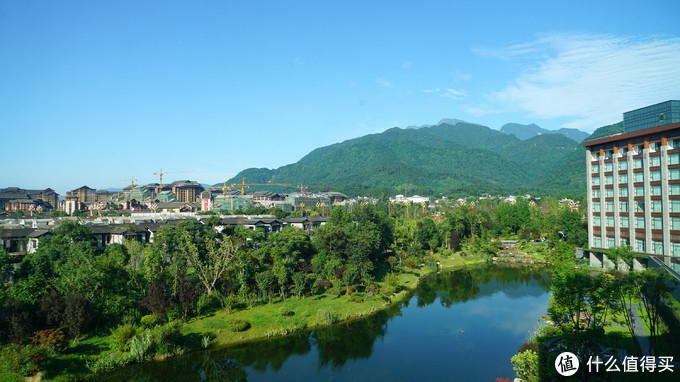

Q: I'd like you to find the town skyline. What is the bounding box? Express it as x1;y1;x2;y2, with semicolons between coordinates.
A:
2;0;679;191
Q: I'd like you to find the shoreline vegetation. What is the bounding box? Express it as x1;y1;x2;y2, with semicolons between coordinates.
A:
0;197;611;381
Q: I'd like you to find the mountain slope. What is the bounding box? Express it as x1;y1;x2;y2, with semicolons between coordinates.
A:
221;121;587;197
500;123;589;143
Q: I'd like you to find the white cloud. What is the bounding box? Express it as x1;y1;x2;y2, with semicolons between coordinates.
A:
376;78;393;88
490;33;680;131
441;88;467;100
422;87;467;100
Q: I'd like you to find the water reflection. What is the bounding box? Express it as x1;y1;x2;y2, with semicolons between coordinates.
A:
102;264;549;381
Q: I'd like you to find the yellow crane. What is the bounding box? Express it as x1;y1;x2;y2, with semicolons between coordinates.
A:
118;176;137;190
152;169;194;193
297;184;336;195
220;177;295;196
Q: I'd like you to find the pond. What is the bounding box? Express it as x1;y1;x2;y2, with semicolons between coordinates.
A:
104;265;551;381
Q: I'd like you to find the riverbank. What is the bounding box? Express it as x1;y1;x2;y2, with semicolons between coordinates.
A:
41;253;486;381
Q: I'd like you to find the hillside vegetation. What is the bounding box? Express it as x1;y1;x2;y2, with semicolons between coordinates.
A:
223;122;592;198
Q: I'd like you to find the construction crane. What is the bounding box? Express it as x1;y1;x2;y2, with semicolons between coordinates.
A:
152;169;194;192
209;181;236;197
230;177;294;196
118;176;137;190
297;184;336;195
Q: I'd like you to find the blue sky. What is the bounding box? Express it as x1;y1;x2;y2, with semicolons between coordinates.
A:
2;0;679;193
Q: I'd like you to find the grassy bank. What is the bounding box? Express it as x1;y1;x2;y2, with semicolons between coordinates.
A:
41;253;485;381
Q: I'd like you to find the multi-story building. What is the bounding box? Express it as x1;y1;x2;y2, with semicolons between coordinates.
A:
171;180;204;202
583;100;680;271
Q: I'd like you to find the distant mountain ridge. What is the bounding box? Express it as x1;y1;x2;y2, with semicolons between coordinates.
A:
500;123;590;143
221;120;588;198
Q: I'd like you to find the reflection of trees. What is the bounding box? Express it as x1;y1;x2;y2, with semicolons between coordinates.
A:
231;334;312;372
312;310;390;369
414;265;550;308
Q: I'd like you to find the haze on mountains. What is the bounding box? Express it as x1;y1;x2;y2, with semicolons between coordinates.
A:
220;121;612;198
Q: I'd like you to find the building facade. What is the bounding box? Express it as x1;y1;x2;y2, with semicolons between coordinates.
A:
583;101;680;272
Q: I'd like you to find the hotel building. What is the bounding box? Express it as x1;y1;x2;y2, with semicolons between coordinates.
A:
583;100;680;271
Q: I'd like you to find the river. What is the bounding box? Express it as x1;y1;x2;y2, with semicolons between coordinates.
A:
102;264;551;381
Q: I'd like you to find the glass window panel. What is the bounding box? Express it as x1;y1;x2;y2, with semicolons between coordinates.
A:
619;173;628;184
593;176;600;186
594;236;602;248
605;162;613;172
634;158;643;168
619;160;628;171
608;237;616;248
606;201;614;212
650;155;661;167
592;189;600;198
593;203;601;212
620;201;629;212
621;216;629;228
653;241;664;255
672;184;680;195
669;168;680;180
593;215;601;226
653;217;663;230
607;216;615;227
635;200;645;212
651;185;662;196
651;170;661;182
636;239;646;252
636;216;645;228
671;199;680;212
635;172;645;183
651;200;662;212
672;217;680;230
669;153;680;165
606;188;614;198
636;186;645;196
592;164;600;173
620;187;628;197
606;175;613;185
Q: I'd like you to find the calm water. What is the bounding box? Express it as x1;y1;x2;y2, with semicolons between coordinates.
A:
105;265;551;381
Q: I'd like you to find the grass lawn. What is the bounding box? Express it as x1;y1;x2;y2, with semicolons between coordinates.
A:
41;253;486;381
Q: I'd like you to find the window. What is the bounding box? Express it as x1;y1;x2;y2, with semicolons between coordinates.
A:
619;173;628;184
608;237;616;249
621;216;629;228
592;164;600;174
592;189;601;198
651;185;662;196
651;200;662;212
634;158;643;169
652;142;662;152
621;238;630;247
635;186;645;196
650;155;661;167
670;168;680;180
635;200;645;212
594;236;602;248
671;199;680;213
592;152;600;161
605;162;613;172
605;150;613;159
636;239;646;252
620;187;628;198
670;153;680;165
606;188;614;198
636;216;646;229
653;241;664;255
593;176;601;186
674;139;680;150
672;242;680;257
607;216;615;227
620;147;628;156
653;217;664;230
635;172;644;183
651;170;661;182
620;201;629;212
606;201;614;212
593;215;601;226
638;145;644;153
671;184;680;195
619;160;628;171
605;175;613;185
672;217;680;230
593;203;601;212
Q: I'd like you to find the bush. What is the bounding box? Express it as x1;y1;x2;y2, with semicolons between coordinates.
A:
349;295;364;303
404;258;418;269
511;350;539;382
0;343;47;377
314;279;332;293
280;307;294;317
384;272;400;293
140;314;157;329
229;320;251;332
30;328;66;350
318;309;337;325
111;324;138;353
517;340;540;354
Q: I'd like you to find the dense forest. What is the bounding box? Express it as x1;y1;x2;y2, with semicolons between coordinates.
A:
0;198;586;379
221;122;590;198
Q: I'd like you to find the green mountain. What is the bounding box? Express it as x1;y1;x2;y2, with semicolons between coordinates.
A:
220;121;593;198
500;123;590;142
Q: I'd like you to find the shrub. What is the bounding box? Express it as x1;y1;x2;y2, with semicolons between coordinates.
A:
404;258;418;269
229;320;251;332
111;324;138;353
314;279;332;293
140;314;157;329
0;343;46;377
349;295;364;303
30;328;66;350
280;307;294;317
367;283;380;295
517;340;540;354
384;272;400;293
318;309;337;325
511;350;539;382
122;308;141;326
129;331;154;361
